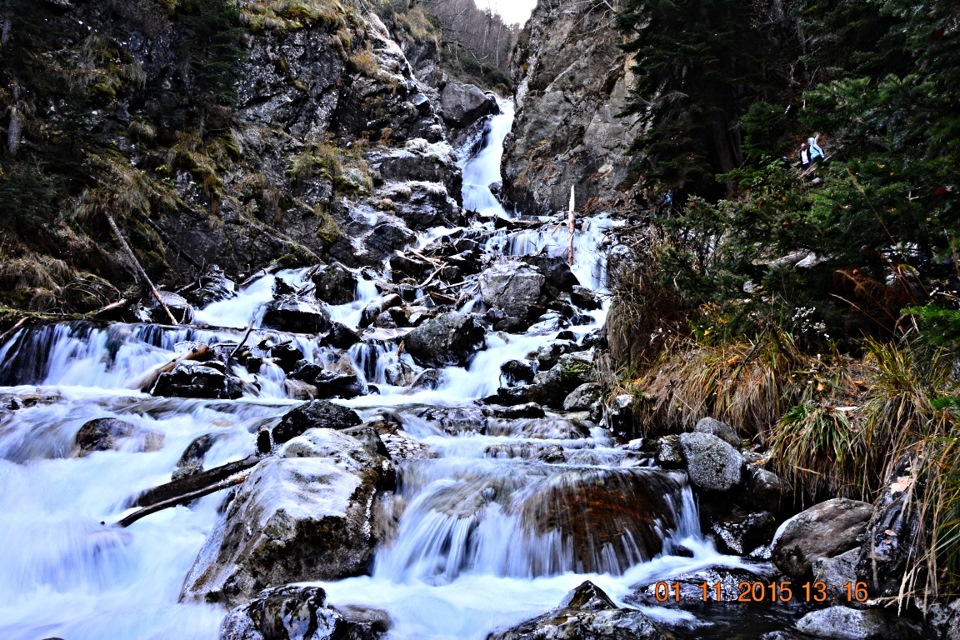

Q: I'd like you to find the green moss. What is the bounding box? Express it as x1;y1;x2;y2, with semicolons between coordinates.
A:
313;205;341;245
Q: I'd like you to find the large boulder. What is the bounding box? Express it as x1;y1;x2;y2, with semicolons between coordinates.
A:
679;432;744;492
403;312;486;368
262;295;332;334
439;81;497;128
150;360;243;400
794;606;923;639
71;417;163;457
181;429;393;607
530;352;595;409
772;498;873;579
273;400;362;445
181;264;236;307
694;417;741;448
219;585;389;640
486;580;668;640
480;260;545;325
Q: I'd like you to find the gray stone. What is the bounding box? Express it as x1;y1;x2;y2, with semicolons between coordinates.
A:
71;417;163;457
403;312;486;368
262;295;332;335
795;606;922;639
772;498;873;579
679;432;744;492
531;353;595;410
150;360;243;400
605;393;637;440
655;435;683;468
312;263;358;305
480;260;545;324
273;400;362;445
813;548;859;601
562;382;602;411
218;585;389;640
710;510;777;555
694;417;741;448
439;81;497;128
487;580;668;640
745;464;792;514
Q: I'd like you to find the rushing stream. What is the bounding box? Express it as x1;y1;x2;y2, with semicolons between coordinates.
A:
0;102;747;640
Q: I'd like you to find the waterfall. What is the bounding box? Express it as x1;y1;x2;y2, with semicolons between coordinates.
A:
0;100;741;640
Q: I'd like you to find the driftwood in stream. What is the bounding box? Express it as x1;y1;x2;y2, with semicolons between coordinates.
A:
130;453;260;509
105;212;179;326
118;474;248;528
129;343;213;392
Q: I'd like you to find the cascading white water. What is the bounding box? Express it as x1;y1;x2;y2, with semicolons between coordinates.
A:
0;98;743;640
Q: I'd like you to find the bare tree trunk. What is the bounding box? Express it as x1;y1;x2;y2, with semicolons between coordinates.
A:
105;213;180;325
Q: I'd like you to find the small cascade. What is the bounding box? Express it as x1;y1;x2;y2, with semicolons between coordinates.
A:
0;97;744;640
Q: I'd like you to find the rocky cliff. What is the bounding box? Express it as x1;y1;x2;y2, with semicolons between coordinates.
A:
0;0;493;313
501;0;644;216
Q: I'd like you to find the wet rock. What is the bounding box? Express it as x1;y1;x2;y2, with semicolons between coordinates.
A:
359;294;403;328
679;432;744;492
520;255;580;296
812;548;859;601
173;433;224;479
533;340;578;370
655;435;683;468
290;364;366;399
403;311;486;368
150;361;243;400
628;565;775;608
182;264;236;307
605;394;637;440
273;400;362;445
71;417;163;457
480;259;545;324
388;253;432;282
483;403;546;420
855;455;922;599
487;580;667;640
562;382;602;411
486;442;566;463
710;510;777;555
745;464;792;514
320;322;361;350
283;379;319;400
531;352;595;409
262;295;331;334
384;360;416;387
269;343;304;373
364;223;418;262
925;599;960;640
312;263;358;305
570;285;601;310
439;81;497;128
410;368;445;390
181;429;392;606
219;585;389;640
772;498;873;579
500;359;535;387
694;417;741;448
794;606;923;639
141;290;195;325
379;181;462;231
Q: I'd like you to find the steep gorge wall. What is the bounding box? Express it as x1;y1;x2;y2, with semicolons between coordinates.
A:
501;0;643;216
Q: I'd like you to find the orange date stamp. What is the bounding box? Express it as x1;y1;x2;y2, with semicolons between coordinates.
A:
650;580;870;603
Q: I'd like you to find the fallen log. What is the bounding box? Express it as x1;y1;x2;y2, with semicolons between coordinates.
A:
117;474;248;528
130;453;260;509
105;213;179;326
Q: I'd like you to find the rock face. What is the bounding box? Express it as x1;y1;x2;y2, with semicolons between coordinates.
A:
502;0;643;215
771;498;873;579
486;580;668;640
219;585;389;640
181;429;393;607
679;432;744;492
403;312;486;368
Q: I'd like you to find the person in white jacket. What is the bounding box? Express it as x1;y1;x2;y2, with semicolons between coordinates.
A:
808;135;825;162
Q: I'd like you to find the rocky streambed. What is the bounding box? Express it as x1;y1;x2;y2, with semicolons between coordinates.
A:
0;104;944;640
